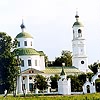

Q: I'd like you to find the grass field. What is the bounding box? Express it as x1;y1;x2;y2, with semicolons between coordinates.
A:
0;93;100;100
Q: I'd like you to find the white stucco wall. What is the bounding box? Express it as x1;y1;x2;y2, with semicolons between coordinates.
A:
58;77;71;95
20;55;45;71
17;38;34;48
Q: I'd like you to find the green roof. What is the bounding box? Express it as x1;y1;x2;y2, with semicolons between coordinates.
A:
14;48;40;56
73;21;83;27
38;51;45;56
43;66;83;75
14;48;45;56
16;32;33;38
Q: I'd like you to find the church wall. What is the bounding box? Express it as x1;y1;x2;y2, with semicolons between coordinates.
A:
39;56;45;70
72;57;88;72
20;55;44;71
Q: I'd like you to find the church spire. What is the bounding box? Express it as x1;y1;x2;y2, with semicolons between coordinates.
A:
75;10;79;22
60;63;65;76
20;19;25;32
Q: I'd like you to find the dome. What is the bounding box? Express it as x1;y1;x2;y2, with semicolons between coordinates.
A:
73;12;83;27
14;48;40;56
73;21;83;27
16;32;33;38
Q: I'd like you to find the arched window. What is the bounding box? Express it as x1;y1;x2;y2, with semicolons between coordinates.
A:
78;29;81;33
78;29;82;37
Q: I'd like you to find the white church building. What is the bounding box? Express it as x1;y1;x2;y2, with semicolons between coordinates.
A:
14;12;91;94
15;20;46;93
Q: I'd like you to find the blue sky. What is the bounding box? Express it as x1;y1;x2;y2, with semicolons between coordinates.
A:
0;0;100;64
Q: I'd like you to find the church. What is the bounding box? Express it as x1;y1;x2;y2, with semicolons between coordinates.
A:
15;12;90;93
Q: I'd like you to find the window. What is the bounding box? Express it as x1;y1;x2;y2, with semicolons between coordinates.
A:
35;60;37;66
21;60;24;67
78;29;82;37
28;60;31;66
31;41;32;46
18;41;20;47
29;77;32;80
24;41;27;46
81;61;84;64
29;71;31;73
78;29;82;33
29;70;34;73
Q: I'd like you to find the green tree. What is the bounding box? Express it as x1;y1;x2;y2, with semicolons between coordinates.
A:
0;32;19;94
50;74;60;90
53;50;72;67
68;73;87;92
86;72;94;81
34;75;47;91
88;62;100;74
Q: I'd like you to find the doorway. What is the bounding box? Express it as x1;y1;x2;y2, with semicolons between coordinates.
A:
29;83;33;92
87;85;90;93
95;79;100;92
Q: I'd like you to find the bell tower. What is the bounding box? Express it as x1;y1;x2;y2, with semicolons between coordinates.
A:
72;11;89;73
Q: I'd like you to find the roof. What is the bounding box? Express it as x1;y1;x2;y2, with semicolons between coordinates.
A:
38;51;45;56
16;32;33;38
14;48;40;56
73;21;83;27
43;66;83;75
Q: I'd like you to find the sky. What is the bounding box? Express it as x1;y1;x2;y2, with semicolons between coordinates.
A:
0;0;100;64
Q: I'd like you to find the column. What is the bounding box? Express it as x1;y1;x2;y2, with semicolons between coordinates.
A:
18;75;23;93
26;75;29;92
16;77;19;94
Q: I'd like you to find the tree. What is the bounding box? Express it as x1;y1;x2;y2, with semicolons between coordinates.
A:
68;74;87;92
53;50;72;67
88;62;100;74
50;74;60;90
34;74;47;91
0;32;19;94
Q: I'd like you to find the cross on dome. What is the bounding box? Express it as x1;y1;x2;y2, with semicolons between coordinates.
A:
75;10;79;22
20;19;25;32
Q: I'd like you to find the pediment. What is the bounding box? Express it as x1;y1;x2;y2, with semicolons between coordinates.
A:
22;68;43;74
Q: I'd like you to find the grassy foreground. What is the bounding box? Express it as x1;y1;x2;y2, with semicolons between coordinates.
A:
0;93;100;100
